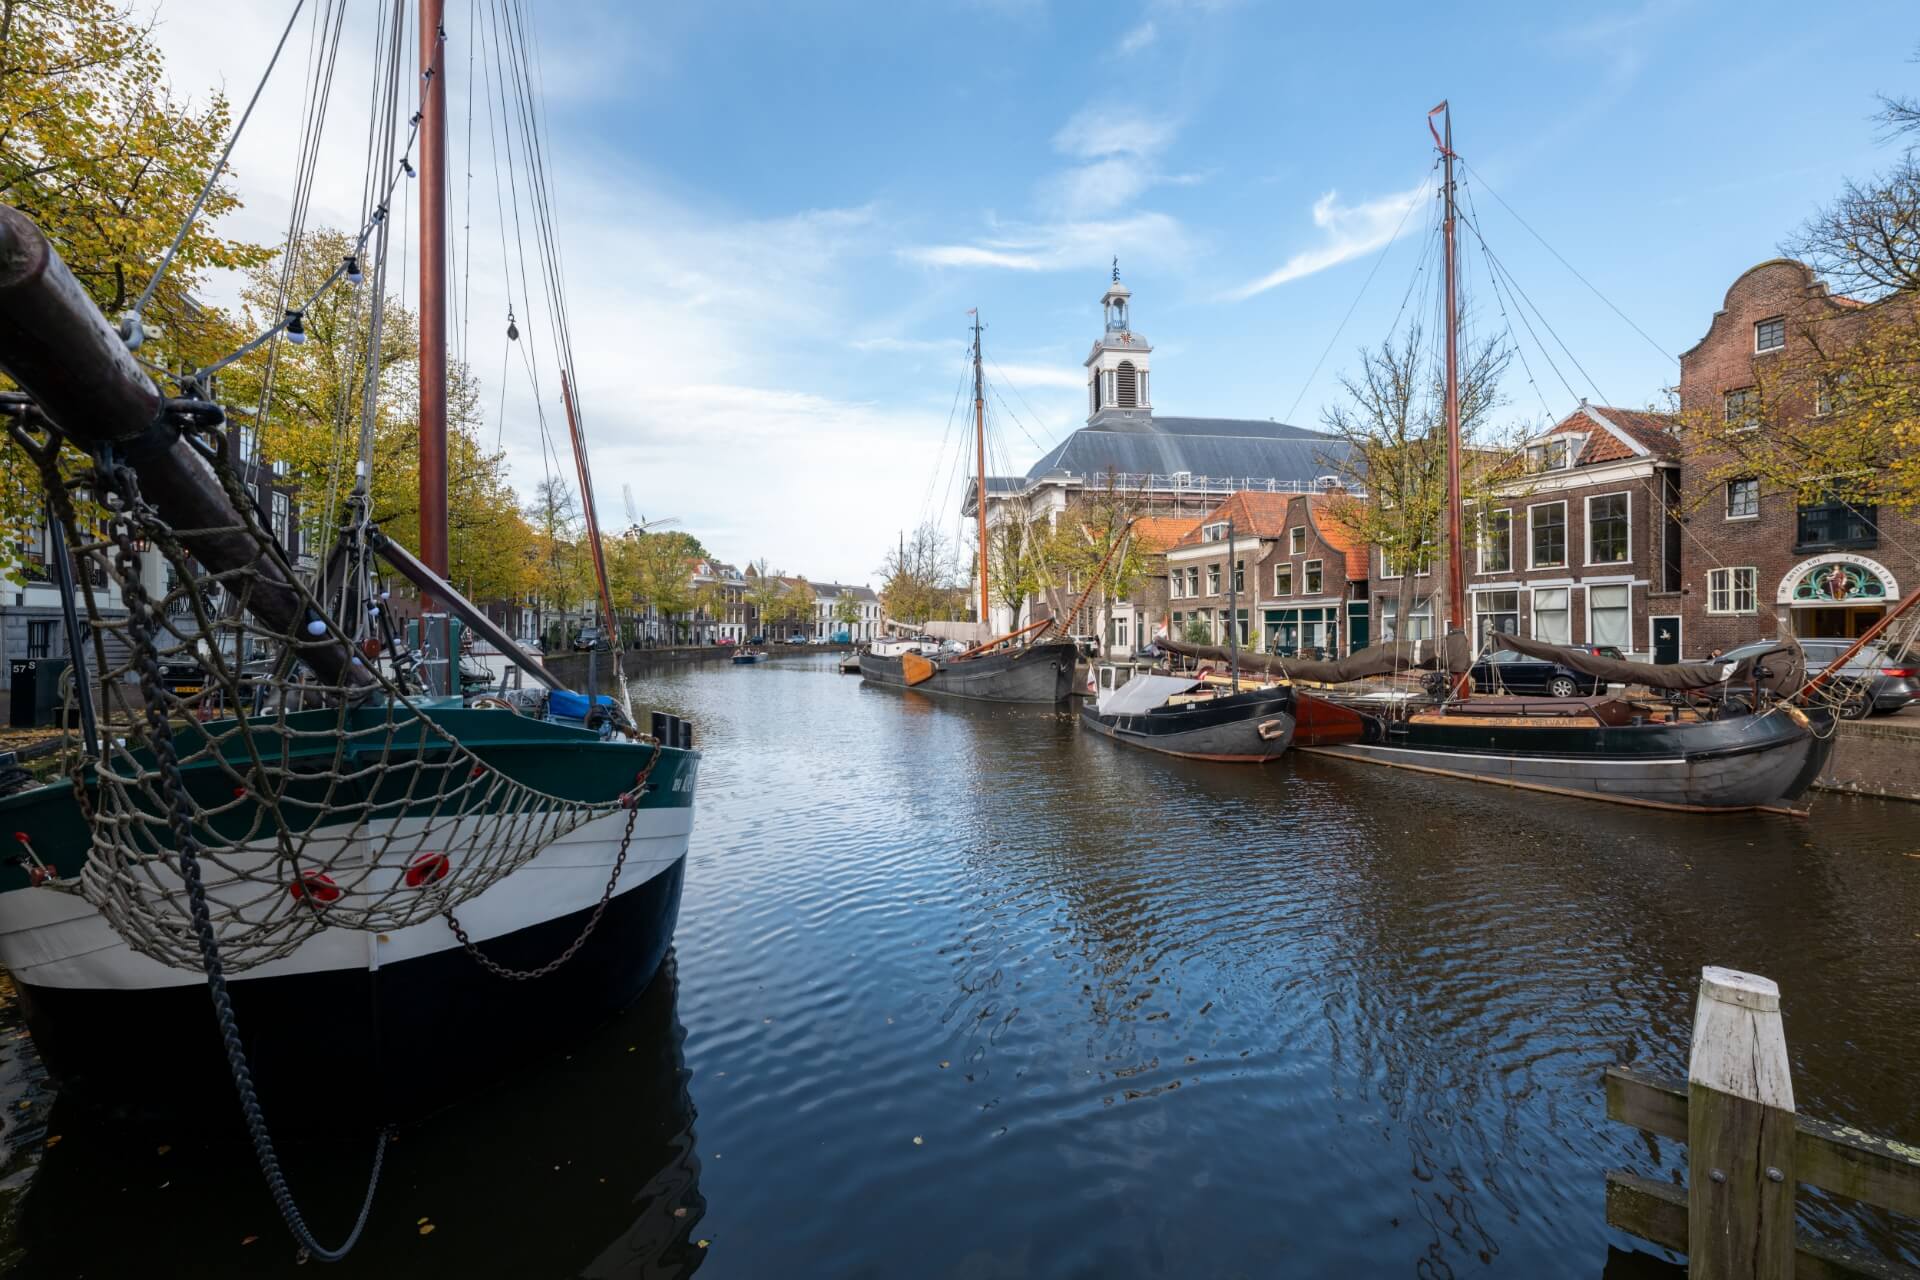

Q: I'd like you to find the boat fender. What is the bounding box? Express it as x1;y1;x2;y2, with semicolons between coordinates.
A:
289;871;342;904
405;852;451;888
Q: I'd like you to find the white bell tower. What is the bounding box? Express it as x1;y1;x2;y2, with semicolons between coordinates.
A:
1085;259;1152;422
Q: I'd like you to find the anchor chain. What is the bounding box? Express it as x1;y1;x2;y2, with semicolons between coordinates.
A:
443;740;664;981
103;465;387;1265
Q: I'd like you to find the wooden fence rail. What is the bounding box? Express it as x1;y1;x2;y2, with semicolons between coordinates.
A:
1604;966;1920;1280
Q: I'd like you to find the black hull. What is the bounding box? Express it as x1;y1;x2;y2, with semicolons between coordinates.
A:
859;641;1076;704
1079;688;1297;761
1298;697;1835;812
16;857;686;1123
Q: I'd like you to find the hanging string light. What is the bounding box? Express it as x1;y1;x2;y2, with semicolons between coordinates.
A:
344;254;363;286
506;307;518;342
284;310;307;344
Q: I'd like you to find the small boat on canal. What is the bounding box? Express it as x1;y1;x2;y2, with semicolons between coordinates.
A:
1079;668;1295;762
733;649;766;665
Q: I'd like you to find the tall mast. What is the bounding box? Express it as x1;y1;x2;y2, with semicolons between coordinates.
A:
418;0;449;588
1433;100;1467;684
973;311;990;630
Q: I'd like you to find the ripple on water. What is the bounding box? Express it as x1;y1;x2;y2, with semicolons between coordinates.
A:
7;653;1918;1278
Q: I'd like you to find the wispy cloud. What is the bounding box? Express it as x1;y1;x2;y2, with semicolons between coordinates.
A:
901;211;1194;274
1040;106;1185;218
1227;181;1427;300
849;335;964;354
992;363;1084;390
1115;20;1158;56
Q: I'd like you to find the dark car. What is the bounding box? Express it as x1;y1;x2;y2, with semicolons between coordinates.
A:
1470;647;1603;698
1719;638;1920;718
571;627;609;652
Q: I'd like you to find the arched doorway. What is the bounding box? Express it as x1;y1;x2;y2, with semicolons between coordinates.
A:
1775;554;1899;638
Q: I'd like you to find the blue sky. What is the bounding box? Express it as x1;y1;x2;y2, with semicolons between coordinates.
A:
161;0;1917;584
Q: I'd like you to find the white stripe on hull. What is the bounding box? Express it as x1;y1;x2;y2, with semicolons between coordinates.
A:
0;805;693;991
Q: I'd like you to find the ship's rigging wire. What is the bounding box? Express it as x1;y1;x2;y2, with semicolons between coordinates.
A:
128;0;308;332
1281;163;1435;430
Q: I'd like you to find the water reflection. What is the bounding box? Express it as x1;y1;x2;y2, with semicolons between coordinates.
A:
5;653;1918;1278
5;957;705;1277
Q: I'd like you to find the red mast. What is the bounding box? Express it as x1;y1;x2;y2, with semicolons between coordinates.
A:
418;0;449;591
973;312;990;630
1432;100;1468;692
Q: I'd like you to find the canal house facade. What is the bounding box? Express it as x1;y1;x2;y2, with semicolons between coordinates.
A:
1165;491;1369;657
1363;403;1681;661
1675;259;1917;658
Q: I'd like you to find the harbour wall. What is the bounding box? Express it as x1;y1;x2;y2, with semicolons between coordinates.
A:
1813;716;1920;803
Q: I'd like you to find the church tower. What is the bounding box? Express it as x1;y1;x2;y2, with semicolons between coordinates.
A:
1085;261;1153;423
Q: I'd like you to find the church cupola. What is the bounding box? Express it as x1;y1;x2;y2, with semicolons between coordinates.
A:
1085;259;1152;422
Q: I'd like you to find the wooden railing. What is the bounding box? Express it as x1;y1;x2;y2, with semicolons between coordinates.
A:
1604;966;1920;1279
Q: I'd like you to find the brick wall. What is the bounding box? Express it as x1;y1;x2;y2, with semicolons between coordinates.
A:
1677;260;1918;658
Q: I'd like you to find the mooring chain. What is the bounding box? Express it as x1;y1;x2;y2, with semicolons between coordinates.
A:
442;740;664;981
102;465;388;1265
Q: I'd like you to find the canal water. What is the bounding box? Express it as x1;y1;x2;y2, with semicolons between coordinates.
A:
2;652;1917;1277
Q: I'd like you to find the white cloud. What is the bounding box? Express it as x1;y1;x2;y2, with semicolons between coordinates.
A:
1040;106;1185;218
902;211;1194;275
1227;181;1428;300
992;363;1084;390
1052;107;1179;163
1115;21;1158;55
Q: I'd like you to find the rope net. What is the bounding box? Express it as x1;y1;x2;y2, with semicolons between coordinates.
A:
22;423;629;974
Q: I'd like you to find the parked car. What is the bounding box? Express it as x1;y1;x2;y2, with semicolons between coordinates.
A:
1470;647;1603;698
1718;638;1919;718
571;627;609;652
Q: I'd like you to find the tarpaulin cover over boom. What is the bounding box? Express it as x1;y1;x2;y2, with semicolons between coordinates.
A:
1159;631;1472;682
1491;632;1807;694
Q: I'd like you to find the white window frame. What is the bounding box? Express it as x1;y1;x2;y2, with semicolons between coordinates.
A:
1206;564;1220;596
1289;527;1306;555
1754;316;1785;353
1379;548;1401;580
1232;559;1245;593
1477;508;1513;575
1527;500;1569;570
1303;559;1324;596
1725;478;1760;521
1531;586;1571;645
1706;567;1759;616
1724;388;1759;431
1584;491;1631;567
1585;583;1632;650
1274;563;1293;596
1472;589;1520;643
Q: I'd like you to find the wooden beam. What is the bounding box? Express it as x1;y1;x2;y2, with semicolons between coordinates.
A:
1688;967;1797;1280
1605;1172;1919;1280
1605;1067;1920;1220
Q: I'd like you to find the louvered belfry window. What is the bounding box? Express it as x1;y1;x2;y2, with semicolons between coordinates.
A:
1115;360;1138;408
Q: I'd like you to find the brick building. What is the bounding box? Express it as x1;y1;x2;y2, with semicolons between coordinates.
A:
1676;260;1917;658
1164;491;1369;656
1359;403;1681;659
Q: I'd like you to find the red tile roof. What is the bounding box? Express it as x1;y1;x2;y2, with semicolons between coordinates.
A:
1548;404;1679;464
1170;491;1296;547
1304;493;1371;580
1132;515;1201;553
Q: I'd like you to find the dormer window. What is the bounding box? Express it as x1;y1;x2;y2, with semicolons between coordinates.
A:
1201;521;1229;543
1754;317;1785;353
1526;437;1575;473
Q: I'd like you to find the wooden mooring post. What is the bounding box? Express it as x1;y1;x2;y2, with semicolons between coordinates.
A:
1604;966;1920;1280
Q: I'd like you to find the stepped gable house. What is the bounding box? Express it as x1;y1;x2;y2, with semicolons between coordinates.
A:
1675;259;1917;658
1366;402;1682;660
966;272;1358;638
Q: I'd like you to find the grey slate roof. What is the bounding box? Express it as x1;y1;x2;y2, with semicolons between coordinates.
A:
1018;414;1351;485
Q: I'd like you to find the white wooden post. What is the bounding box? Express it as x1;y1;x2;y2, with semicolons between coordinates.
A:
1687;966;1796;1280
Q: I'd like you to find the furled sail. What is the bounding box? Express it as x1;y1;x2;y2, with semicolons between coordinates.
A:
1159;631;1471;682
1491;632;1806;694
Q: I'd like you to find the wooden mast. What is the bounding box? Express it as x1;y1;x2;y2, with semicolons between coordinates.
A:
561;370;618;650
417;0;449;595
1432;100;1468;695
973;311;990;633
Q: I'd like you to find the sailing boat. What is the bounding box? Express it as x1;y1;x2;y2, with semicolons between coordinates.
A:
1279;103;1840;814
0;0;695;1155
858;313;1080;703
